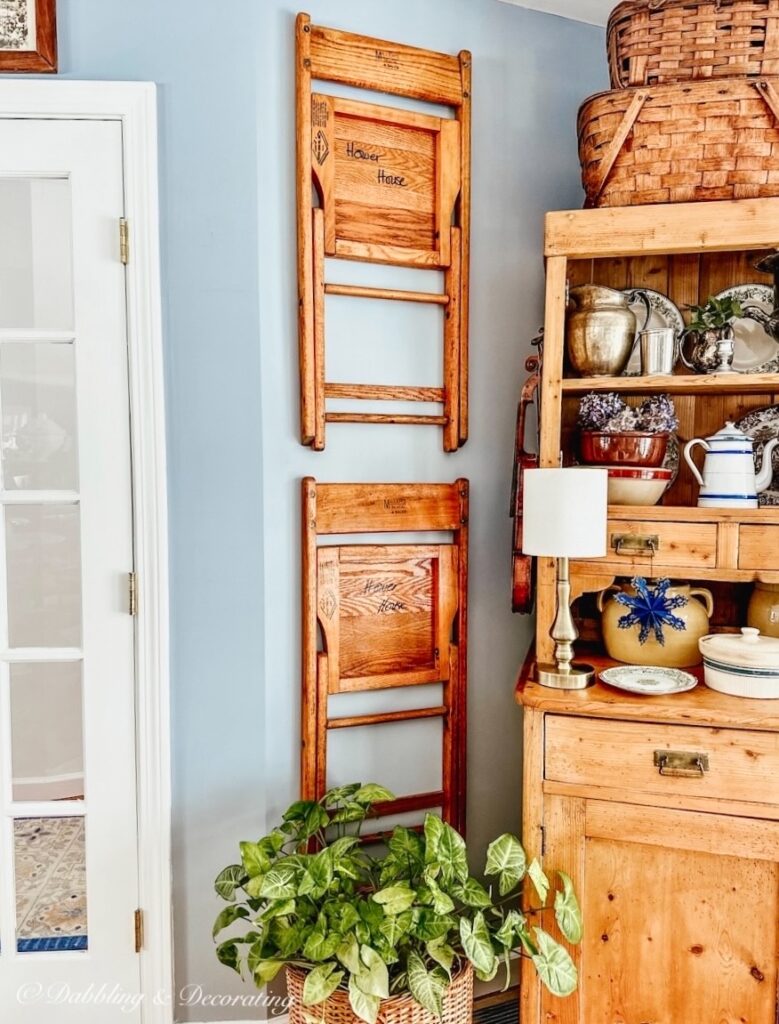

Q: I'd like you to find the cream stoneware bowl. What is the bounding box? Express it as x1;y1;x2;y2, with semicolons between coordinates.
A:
607;467;672;506
699;628;779;699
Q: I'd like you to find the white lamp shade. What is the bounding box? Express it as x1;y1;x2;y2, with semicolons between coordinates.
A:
522;468;608;559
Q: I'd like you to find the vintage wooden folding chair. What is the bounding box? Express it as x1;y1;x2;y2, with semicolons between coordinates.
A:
301;479;469;835
296;13;471;452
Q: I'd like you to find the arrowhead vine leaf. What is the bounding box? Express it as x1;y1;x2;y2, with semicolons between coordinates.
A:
527;858;550;905
530;928;578;997
348;974;380;1024
554;872;583;944
407;951;447;1016
485;834;527;895
303;963;344;1005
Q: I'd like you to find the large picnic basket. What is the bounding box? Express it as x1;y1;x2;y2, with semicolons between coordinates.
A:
578;76;779;207
608;0;779;88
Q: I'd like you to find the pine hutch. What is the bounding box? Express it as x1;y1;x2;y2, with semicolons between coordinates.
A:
517;197;779;1024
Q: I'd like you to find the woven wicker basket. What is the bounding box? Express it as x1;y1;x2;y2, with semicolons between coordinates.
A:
578;76;779;207
286;964;474;1024
608;0;779;88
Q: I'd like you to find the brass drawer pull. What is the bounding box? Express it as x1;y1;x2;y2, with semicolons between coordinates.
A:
654;750;710;778
612;533;660;556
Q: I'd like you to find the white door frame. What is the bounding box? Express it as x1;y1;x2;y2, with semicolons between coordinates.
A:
0;81;172;1024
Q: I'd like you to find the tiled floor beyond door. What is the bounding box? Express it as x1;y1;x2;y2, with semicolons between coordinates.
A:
14;817;87;951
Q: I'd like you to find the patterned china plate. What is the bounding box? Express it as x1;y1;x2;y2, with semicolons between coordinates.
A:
599;665;698;696
736;404;779;506
623;288;685;375
715;285;779;373
664;433;680;484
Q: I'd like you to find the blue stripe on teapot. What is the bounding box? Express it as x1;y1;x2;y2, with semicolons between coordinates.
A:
684;422;779;509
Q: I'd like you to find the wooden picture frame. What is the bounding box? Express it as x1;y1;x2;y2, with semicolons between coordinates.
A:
0;0;57;73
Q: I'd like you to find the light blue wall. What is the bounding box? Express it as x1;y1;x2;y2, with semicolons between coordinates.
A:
49;1;605;1020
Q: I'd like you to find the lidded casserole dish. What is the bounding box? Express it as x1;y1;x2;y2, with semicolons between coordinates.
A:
699;628;779;699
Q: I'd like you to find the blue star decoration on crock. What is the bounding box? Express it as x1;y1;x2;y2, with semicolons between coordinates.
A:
614;577;688;645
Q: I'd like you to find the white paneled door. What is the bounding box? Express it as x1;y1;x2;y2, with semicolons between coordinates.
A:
0;120;140;1020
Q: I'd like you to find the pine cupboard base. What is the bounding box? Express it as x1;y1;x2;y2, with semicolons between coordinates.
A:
516;657;779;1024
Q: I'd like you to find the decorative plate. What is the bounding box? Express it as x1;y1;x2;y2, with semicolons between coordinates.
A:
622;288;685;375
599;665;698;695
736;404;779;506
714;285;779;373
664;433;680;484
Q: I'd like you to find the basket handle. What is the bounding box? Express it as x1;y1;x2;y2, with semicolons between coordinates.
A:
755;80;779;124
647;0;723;7
590;91;649;203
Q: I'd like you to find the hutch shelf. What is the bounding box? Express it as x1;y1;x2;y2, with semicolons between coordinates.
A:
517;197;779;1024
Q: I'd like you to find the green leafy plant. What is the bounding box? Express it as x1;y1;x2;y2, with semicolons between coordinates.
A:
213;784;582;1023
685;294;743;333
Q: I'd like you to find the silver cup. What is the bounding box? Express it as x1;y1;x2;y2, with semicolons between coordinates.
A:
639;327;678;376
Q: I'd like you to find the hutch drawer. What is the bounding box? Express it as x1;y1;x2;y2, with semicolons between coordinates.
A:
545;715;779;809
601;517;718;571
739;525;777;570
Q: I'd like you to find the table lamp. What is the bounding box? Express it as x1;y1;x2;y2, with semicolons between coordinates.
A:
522;467;608;689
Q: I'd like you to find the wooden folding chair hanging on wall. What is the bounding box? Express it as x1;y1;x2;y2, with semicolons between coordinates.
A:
296;13;471;452
302;479;469;835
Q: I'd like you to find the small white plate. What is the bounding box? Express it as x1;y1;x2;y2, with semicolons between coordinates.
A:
715;284;779;373
599;665;698;695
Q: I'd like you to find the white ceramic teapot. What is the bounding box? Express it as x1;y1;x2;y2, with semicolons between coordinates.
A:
684;422;779;508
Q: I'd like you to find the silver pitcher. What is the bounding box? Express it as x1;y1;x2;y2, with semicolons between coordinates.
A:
680;326;736;374
567;285;651;377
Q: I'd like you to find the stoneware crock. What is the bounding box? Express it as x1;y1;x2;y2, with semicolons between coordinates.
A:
598;582;714;667
699;628;779;699
748;582;779;639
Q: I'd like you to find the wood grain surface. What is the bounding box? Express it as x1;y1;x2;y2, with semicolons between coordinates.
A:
546;714;779;807
297;15;470;449
579;817;778;1023
546;197;779;258
302;479;468;835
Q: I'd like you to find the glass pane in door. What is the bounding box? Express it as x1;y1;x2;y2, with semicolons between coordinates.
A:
0;178;73;329
1;343;79;490
5;504;82;648
10;662;84;802
14;817;87;952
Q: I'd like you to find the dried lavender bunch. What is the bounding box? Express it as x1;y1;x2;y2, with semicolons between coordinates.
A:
603;406;639;433
636;395;678;434
577;392;626;430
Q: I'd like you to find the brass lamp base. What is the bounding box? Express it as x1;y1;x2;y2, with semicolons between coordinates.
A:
536;557;596;690
537;662;595;690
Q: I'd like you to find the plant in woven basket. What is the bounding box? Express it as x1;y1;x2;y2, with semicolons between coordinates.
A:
213;784;582;1023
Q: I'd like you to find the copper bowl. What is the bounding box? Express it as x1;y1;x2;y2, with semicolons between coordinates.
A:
580;430;669;467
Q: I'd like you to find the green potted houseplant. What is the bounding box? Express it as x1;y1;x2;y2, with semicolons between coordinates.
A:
213;784;581;1024
681;294;743;373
